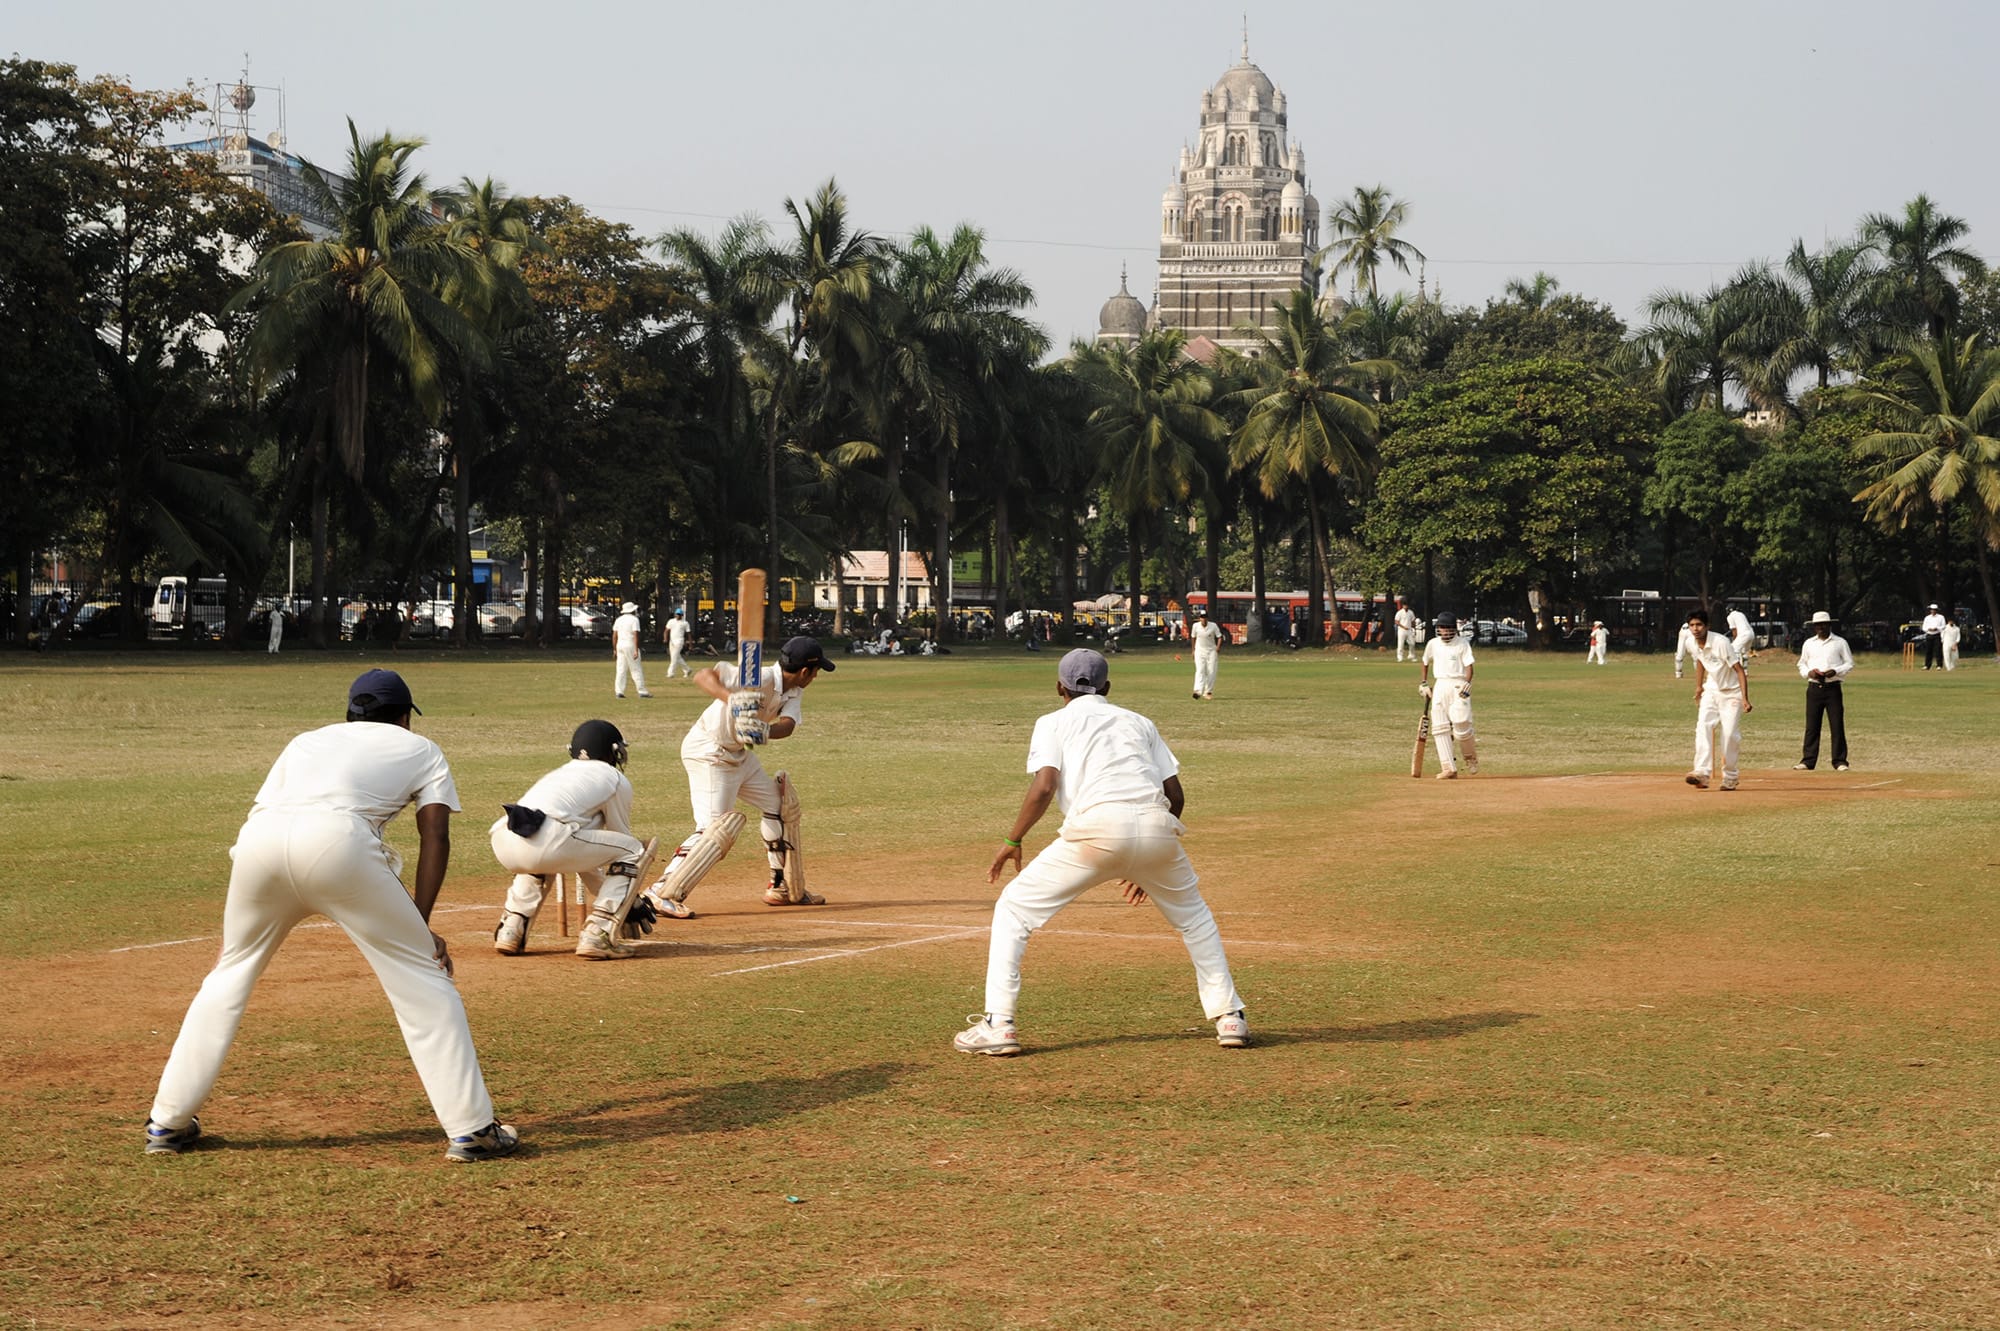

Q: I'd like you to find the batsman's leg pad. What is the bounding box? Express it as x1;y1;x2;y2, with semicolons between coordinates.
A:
764;772;820;905
657;811;744;904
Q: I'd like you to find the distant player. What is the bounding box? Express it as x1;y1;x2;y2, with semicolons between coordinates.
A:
665;609;693;679
1586;620;1608;665
1726;606;1755;659
1684;609;1752;791
1420;612;1478;778
1189;607;1222;699
490;720;656;961
613;601;651;699
266;604;284;654
1921;603;1946;670
1673;615;1695;679
1393;596;1420;662
144;669;517;1163
955;648;1248;1057
642;636;836;917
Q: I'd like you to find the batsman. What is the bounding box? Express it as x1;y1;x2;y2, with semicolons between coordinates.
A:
643;570;835;917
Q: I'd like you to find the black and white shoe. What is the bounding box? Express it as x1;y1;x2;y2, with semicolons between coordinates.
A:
145;1117;201;1155
446;1121;520;1163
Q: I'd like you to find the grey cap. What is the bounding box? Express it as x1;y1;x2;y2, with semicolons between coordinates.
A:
1058;647;1109;695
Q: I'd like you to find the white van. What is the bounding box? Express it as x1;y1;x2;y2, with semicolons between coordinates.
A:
152;577;229;638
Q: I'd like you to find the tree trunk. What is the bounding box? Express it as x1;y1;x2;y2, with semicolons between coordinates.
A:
308;455;331;648
1975;535;2000;661
832;555;848;637
1126;514;1144;635
1304;491;1327;646
933;444;953;643
883;434;906;627
1248;502;1267;643
761;337;803;644
1202;500;1223;635
1058;501;1079;644
452;432;473;648
1310;485;1342;646
541;492;564;649
521;518;539;646
994;491;1013;632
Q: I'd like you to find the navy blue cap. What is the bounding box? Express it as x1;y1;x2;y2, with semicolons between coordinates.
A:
348;668;420;716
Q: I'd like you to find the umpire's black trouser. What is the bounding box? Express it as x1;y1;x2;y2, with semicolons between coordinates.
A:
1801;680;1847;769
1924;632;1944;669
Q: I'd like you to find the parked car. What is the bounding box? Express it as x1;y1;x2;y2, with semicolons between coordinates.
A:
74;601;140;639
1471;619;1529;645
477;601;525;637
1751;620;1791;651
568;603;613;639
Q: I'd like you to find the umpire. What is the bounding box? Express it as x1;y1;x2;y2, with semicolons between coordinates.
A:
1794;612;1854;772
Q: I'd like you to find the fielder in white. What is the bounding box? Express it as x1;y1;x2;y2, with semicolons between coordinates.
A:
266;605;284;654
665;609;693;679
1189;607;1222;699
1393;596;1421;662
641;635;836;917
613;601;652;699
1673;617;1695;679
1726;606;1756;658
1684;609;1752;791
1586;620;1608;665
144;669;518;1163
955;648;1248;1057
490;720;657;961
1942;614;1961;670
1420;612;1479;779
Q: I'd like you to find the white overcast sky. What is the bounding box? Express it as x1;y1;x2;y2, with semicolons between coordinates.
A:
15;0;1997;347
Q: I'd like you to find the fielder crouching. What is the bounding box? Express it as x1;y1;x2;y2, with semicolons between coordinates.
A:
956;648;1249;1057
490;720;657;961
642;636;835;917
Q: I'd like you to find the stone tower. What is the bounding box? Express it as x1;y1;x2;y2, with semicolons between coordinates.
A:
1151;39;1319;352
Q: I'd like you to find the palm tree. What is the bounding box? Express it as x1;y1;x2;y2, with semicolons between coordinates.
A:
1636;283;1753;418
1503;272;1561;310
231;123;493;644
1862;195;1986;343
752;179;882;641
1850;334;2000;642
1320;185;1425;300
1072;330;1225;629
1731;240;1879;409
1228;289;1386;643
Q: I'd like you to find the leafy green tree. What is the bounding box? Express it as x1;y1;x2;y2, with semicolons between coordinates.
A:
233;123;494;644
1320;185;1424;300
1363;358;1655;640
1724;433;1855;612
1636;283;1753;417
1862;194;1986;343
1440;293;1628;379
1642;410;1760;609
1849;335;2000;639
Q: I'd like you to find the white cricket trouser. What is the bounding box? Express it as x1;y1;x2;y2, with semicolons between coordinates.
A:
267;619;282;654
1732;628;1755;657
982;805;1243;1022
1430;688;1475;770
676;751;785;880
1192;650;1218;696
1694;690;1744;782
667;644;690;677
1587;642;1606;665
614;648;647;696
1396;627;1417;661
491;817;646;918
150;811;496;1138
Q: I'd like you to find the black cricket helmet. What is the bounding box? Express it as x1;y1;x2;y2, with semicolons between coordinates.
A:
571;719;628;768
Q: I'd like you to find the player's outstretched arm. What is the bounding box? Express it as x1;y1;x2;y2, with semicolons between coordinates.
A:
989;767;1059;882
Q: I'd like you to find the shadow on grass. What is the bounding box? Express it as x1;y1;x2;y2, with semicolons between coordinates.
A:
1031;1009;1537;1055
542;1060;920;1151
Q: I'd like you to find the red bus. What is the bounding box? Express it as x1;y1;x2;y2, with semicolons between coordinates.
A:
1183;590;1390;645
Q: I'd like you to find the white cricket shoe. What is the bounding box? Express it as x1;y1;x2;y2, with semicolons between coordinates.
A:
953;1014;1020;1057
1720;777;1738;791
576;916;636;960
643;888;692;920
1464;759;1480;775
1215;1011;1251;1048
764;887;827;906
1436;768;1458;780
493;911;529;956
1685;772;1709;789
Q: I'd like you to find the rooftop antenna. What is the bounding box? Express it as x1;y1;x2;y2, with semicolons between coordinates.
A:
1242;15;1250;60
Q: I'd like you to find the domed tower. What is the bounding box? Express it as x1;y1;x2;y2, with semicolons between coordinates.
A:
1096;266;1149;347
1152;35;1321;352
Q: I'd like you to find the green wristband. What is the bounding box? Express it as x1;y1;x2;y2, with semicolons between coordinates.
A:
1002;836;1022;848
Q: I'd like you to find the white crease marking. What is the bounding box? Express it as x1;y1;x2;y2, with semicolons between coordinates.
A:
108;903;491;954
711;930;982;976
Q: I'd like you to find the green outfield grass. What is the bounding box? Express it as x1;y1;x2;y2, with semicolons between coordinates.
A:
1;643;1997;1330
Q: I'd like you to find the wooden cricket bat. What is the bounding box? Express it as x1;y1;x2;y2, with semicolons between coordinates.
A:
1411;693;1431;778
736;568;767;687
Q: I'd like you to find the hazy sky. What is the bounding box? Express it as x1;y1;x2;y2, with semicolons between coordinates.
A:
16;0;1997;346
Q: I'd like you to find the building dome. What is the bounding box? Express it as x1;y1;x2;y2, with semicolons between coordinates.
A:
1162;176;1185;206
1280;178;1305;207
1212;57;1276;111
1098;268;1148;343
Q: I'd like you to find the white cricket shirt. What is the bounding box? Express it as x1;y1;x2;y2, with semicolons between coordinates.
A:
613;613;642;652
513;758;634;834
249;721;460;835
1687;631;1744;694
682;662;807;761
1026;693;1177;827
1190;621;1223;655
1422;635;1476;682
1796;633;1854;680
667;618;689;648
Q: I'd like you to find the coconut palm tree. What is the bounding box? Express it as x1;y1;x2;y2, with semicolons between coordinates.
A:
1862;194;1986;343
1850;334;2000;641
1503;272;1562;310
1731;240;1880;410
1636;283;1754;418
1228;289;1387;643
1320;185;1425;300
231;123;493;644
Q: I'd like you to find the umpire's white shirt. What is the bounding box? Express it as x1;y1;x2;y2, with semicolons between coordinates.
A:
682;662;806;762
1688;631;1744;694
251;722;460;837
1029;694;1176;829
613;613;642;653
1422;635;1476;682
1797;634;1854;680
513;758;634;835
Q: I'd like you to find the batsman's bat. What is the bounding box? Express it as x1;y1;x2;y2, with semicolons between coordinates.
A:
731;569;769;746
1411;691;1431;778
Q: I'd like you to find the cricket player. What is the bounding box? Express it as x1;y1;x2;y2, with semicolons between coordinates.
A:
1685;608;1752;790
641;636;836;917
956;648;1248;1057
144;669;517;1164
266;604;284;654
1793;611;1853;772
490;720;656;961
1419;612;1478;778
1586;620;1608;665
1393;596;1420;662
1726;606;1755;658
613;601;651;699
665;609;693;679
1673;616;1695;679
1189;607;1222;699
